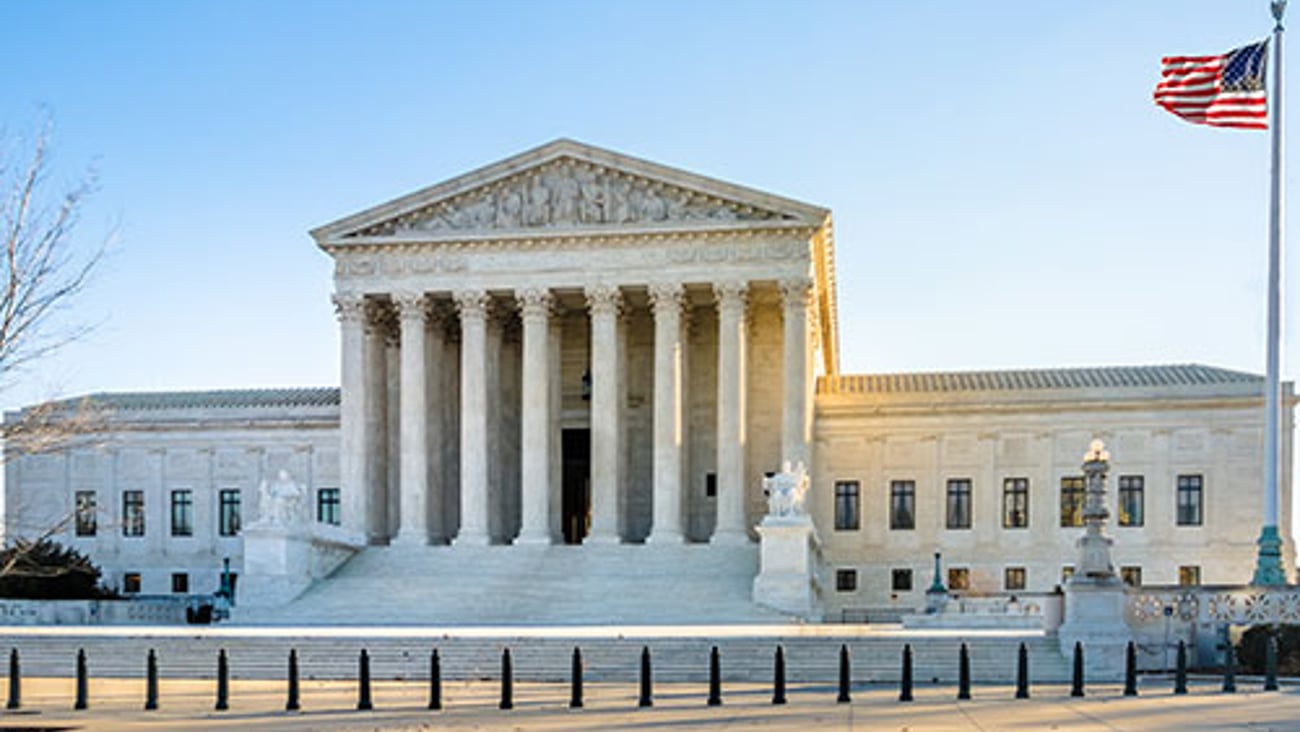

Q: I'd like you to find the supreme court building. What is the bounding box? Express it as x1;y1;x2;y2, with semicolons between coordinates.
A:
5;140;1295;623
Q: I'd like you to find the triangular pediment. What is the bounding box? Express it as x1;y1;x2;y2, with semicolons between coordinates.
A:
312;139;829;245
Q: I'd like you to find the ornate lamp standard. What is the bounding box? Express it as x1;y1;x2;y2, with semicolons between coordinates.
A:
1070;440;1121;587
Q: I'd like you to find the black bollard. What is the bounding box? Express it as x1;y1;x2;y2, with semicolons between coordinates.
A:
707;646;722;707
1174;640;1188;695
428;648;442;711
1223;643;1237;694
899;644;914;702
144;649;158;711
1070;642;1084;698
286;649;301;712
958;642;971;700
215;648;229;711
1265;631;1279;692
1123;641;1138;697
638;646;653;708
500;648;514;710
357;649;373;711
1014;642;1030;700
74;648;88;711
570;647;583;709
6;649;19;711
837;644;851;703
772;646;786;705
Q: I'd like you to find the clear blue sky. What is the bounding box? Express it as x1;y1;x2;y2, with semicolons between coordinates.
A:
0;1;1291;408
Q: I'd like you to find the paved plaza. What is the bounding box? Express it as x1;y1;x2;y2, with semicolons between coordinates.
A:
0;677;1295;731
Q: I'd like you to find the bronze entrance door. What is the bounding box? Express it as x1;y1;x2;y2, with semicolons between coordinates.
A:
561;429;591;544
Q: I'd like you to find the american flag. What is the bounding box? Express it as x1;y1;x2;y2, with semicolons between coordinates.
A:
1154;40;1269;130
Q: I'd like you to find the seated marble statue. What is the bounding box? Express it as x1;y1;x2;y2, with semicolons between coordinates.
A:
252;469;305;528
762;460;809;518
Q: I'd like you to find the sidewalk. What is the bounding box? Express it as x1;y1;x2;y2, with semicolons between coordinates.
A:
1;678;1297;731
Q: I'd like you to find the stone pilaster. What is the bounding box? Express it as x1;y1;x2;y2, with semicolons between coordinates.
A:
424;305;447;543
394;291;430;545
332;294;371;542
586;284;623;544
780;277;814;470
648;281;686;544
517;287;553;544
714;280;749;543
454;289;491;545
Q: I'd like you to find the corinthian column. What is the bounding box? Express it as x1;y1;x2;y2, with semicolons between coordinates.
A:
454;289;491;545
333;294;371;541
714;281;749;543
648;281;686;544
394;291;430;545
586;284;623;544
780;277;814;470
516;287;553;544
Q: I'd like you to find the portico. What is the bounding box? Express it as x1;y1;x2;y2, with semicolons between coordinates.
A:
314;140;838;548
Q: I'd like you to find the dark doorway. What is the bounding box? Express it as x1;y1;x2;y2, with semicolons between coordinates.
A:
562;429;591;544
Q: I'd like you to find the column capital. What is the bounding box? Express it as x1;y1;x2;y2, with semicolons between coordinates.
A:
648;281;685;315
779;277;815;311
516;287;554;321
713;280;749;313
584;284;623;318
332;293;368;324
454;289;491;323
393;291;430;323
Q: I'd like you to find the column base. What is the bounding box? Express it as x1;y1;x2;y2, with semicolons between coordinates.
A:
646;530;685;545
585;532;622;546
390;532;430;547
451;531;492;546
514;531;552;546
1252;525;1289;586
711;529;752;545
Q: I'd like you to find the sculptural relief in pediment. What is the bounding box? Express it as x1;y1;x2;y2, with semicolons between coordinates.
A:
355;158;794;237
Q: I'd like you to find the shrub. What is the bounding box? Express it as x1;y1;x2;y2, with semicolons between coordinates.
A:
0;539;116;600
1237;624;1300;676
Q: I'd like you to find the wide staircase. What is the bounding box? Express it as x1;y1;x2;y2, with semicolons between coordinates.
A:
0;630;1070;683
240;542;785;625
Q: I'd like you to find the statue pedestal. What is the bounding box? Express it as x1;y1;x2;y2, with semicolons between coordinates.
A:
1058;578;1130;682
752;514;821;619
240;524;365;610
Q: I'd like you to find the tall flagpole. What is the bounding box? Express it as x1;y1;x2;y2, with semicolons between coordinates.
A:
1255;0;1290;586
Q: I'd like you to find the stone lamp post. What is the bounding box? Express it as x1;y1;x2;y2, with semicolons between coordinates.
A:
1058;439;1132;680
1072;440;1122;586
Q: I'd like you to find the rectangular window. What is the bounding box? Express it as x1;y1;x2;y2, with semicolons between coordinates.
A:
948;568;971;591
1002;478;1029;528
834;481;860;531
74;491;97;537
889;480;916;530
219;489;241;537
122;491;145;537
946;479;972;529
891;569;913;592
836;569;858;592
1176;475;1203;526
170;490;193;537
316;488;341;526
1121;566;1143;587
1004;567;1027;591
171;573;189;594
1059;476;1085;527
1061;566;1075;584
123;572;141;594
1118;475;1144;527
1179;565;1202;586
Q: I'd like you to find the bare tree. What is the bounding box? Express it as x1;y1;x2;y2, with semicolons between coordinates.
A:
0;116;111;456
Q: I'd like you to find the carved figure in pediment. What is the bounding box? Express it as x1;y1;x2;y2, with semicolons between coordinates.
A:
578;170;607;224
524;176;551;226
608;178;631;223
496;187;523;228
549;171;580;224
637;186;668;222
